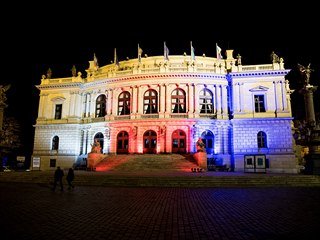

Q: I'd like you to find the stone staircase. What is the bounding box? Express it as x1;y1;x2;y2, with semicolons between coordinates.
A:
94;153;199;172
1;154;320;187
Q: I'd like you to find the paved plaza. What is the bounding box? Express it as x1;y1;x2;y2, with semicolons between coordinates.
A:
1;182;320;240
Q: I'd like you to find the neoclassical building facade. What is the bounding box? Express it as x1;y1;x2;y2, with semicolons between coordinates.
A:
32;48;298;173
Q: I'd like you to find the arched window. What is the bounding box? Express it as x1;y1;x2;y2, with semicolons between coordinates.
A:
118;91;131;115
52;136;59;150
144;89;158;114
199;89;214;114
171;88;186;113
257;131;267;148
95;94;106;117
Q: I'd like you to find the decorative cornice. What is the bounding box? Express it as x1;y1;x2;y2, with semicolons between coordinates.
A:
36;83;82;90
229;70;290;78
99;73;226;84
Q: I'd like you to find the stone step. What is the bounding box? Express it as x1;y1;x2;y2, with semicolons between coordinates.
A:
1;171;320;187
2;154;320;188
95;153;199;171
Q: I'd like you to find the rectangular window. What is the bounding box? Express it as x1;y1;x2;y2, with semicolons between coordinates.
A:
55;104;62;119
254;95;266;112
50;159;56;168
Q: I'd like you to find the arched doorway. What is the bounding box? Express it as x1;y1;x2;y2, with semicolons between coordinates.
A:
172;129;186;153
117;131;129;154
93;132;104;153
143;130;157;154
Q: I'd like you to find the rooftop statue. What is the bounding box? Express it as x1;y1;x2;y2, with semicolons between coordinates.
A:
270;51;280;63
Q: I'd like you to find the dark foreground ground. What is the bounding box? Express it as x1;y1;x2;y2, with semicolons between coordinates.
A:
1;182;320;240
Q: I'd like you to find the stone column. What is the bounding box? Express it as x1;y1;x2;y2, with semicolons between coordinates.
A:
69;91;76;116
74;92;81;118
106;89;113;115
222;85;228;118
165;84;172;118
159;84;165;118
194;84;200;116
38;93;48;118
131;86;137;114
239;83;244;112
276;80;283;111
233;83;240;113
216;85;222;118
188;83;194;118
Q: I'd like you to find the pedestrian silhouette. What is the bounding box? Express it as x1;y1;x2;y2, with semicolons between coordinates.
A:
52;166;64;192
66;168;75;190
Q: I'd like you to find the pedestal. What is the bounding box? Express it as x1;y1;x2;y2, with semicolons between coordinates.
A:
193;152;207;170
87;153;105;169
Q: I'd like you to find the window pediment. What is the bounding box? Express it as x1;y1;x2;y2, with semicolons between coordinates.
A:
249;86;269;92
51;96;66;102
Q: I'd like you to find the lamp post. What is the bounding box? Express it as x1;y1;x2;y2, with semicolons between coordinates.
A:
297;64;320;175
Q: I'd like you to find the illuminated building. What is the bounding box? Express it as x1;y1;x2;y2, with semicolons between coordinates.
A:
32;47;297;173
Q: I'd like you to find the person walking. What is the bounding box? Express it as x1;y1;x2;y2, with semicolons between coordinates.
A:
52;166;64;192
66;168;75;190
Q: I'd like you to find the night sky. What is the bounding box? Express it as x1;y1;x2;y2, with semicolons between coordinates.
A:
1;3;319;157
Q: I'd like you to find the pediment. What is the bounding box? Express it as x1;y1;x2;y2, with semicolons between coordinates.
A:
249;86;269;92
51;96;66;102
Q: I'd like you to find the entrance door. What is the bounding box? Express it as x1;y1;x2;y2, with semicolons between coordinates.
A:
143;130;157;154
117;131;129;154
172;129;186;153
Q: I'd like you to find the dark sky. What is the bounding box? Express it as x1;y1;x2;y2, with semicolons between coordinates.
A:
1;3;319;156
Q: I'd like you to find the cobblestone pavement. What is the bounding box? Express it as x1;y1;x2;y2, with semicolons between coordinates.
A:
1;182;320;240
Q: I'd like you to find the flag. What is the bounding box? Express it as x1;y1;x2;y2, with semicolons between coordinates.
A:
164;41;169;61
114;48;119;66
93;53;99;68
190;41;195;61
138;44;143;63
216;43;222;60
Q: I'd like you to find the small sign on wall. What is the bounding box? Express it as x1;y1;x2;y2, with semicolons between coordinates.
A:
32;157;41;169
17;156;25;162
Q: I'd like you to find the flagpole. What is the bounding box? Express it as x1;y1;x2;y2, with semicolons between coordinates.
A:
164;41;169;62
138;43;141;64
164;41;165;60
190;41;195;62
216;43;218;59
190;41;192;61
